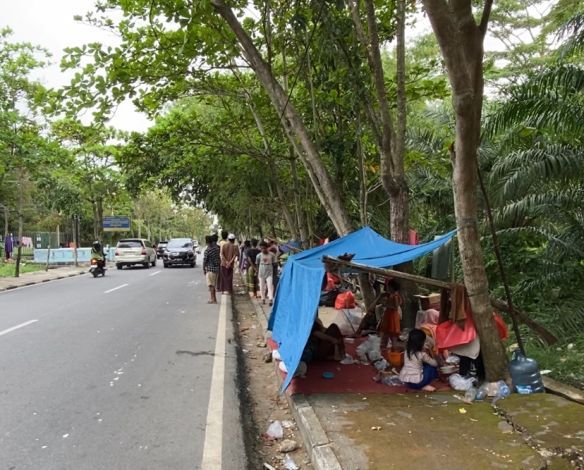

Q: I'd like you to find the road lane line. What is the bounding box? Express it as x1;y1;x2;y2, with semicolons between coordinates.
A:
201;295;227;468
148;270;161;277
104;283;129;294
0;319;39;337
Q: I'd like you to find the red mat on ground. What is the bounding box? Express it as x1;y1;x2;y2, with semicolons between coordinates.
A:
268;338;450;395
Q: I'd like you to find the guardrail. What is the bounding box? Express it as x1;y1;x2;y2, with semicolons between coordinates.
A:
33;247;116;264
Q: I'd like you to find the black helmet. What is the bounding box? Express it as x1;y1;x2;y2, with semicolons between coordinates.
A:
92;241;101;249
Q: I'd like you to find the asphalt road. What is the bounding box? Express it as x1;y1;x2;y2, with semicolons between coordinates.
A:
0;263;246;469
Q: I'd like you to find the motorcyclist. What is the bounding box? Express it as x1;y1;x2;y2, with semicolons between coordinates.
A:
91;241;106;267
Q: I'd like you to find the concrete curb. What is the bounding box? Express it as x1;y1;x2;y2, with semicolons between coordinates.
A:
0;268;88;292
248;296;343;470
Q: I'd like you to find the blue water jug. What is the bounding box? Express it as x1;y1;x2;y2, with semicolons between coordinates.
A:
508;349;545;394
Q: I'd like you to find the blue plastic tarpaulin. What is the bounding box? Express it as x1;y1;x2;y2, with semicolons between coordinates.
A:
268;226;456;392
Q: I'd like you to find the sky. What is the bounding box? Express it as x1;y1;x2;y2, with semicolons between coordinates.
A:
2;1;544;134
1;0;152;132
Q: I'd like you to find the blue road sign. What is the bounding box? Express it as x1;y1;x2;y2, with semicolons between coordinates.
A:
103;216;131;232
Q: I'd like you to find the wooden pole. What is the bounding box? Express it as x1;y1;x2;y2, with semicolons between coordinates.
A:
323;255;558;345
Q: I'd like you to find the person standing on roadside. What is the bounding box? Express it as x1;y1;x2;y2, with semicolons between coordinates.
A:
203;235;220;304
256;241;277;306
245;238;260;298
219;233;238;294
219;230;228;248
5;233;13;260
268;239;280;290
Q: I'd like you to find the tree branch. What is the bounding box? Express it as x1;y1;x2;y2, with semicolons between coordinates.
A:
479;0;494;38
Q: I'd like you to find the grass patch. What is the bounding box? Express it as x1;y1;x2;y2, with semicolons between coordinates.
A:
527;337;584;390
0;262;45;277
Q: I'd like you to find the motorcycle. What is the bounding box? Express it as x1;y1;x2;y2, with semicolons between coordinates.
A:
89;258;106;277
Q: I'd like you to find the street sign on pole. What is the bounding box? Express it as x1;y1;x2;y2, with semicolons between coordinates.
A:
103;216;131;232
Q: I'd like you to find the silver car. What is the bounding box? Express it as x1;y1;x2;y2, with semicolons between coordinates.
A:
115;238;157;269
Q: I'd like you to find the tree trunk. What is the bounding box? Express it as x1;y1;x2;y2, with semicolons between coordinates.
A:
211;0;352;236
391;0;409;244
14;170;24;278
96;198;104;241
3;205;8;239
422;0;507;381
348;0;410;243
290;157;309;247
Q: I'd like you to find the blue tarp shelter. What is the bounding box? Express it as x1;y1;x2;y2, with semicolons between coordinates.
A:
269;226;456;391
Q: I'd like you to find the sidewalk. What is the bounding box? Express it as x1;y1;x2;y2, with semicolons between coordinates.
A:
0;265;88;292
252;300;584;469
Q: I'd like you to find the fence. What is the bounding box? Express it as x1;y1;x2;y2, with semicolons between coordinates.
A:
33;247;116;265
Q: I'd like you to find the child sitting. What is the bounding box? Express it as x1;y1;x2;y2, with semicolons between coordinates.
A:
399;329;438;392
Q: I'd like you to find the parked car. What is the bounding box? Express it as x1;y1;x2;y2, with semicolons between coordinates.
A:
163;238;197;268
114;238;157;269
156;241;168;259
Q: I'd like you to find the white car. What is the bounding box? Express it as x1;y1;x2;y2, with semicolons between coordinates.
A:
114;238;157;269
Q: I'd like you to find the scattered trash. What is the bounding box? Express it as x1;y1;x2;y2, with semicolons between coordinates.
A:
322;371;335;379
283;454;299;470
475;383;489;401
282;420;295;429
256;342;267;348
370;426;382;431
540;369;552;375
445;355;460;365
373;358;389;371
278;439;298;453
381;375;403;387
449;373;476;391
356;335;382;363
458;408;467;414
266;420;284;440
263;463;276;470
492;381;511;404
272;350;281;361
463;387;477;403
263;352;273;363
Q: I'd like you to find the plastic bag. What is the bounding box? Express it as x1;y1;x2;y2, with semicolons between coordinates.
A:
266;420;284;440
475;383;489;401
464;387;477;403
283;454;299;470
356;335;382;363
373;358;389;371
492;381;511;404
445;355;460;365
340;354;355;365
448;373;475;391
335;290;356;309
382;375;403;386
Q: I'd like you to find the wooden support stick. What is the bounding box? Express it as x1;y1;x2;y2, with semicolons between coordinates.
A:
323;255;558;346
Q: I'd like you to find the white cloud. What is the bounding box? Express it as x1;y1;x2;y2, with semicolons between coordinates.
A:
1;0;151;132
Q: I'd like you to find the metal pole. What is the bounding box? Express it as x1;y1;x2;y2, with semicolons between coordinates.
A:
45;245;51;272
73;215;78;268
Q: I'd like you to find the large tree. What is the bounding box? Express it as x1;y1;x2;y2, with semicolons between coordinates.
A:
421;0;508;380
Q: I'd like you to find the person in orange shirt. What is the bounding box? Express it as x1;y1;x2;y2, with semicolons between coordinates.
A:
377;280;403;350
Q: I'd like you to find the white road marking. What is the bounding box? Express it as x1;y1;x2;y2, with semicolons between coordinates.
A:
0;319;39;337
201;295;227;468
149;270;161;277
104;283;129;294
